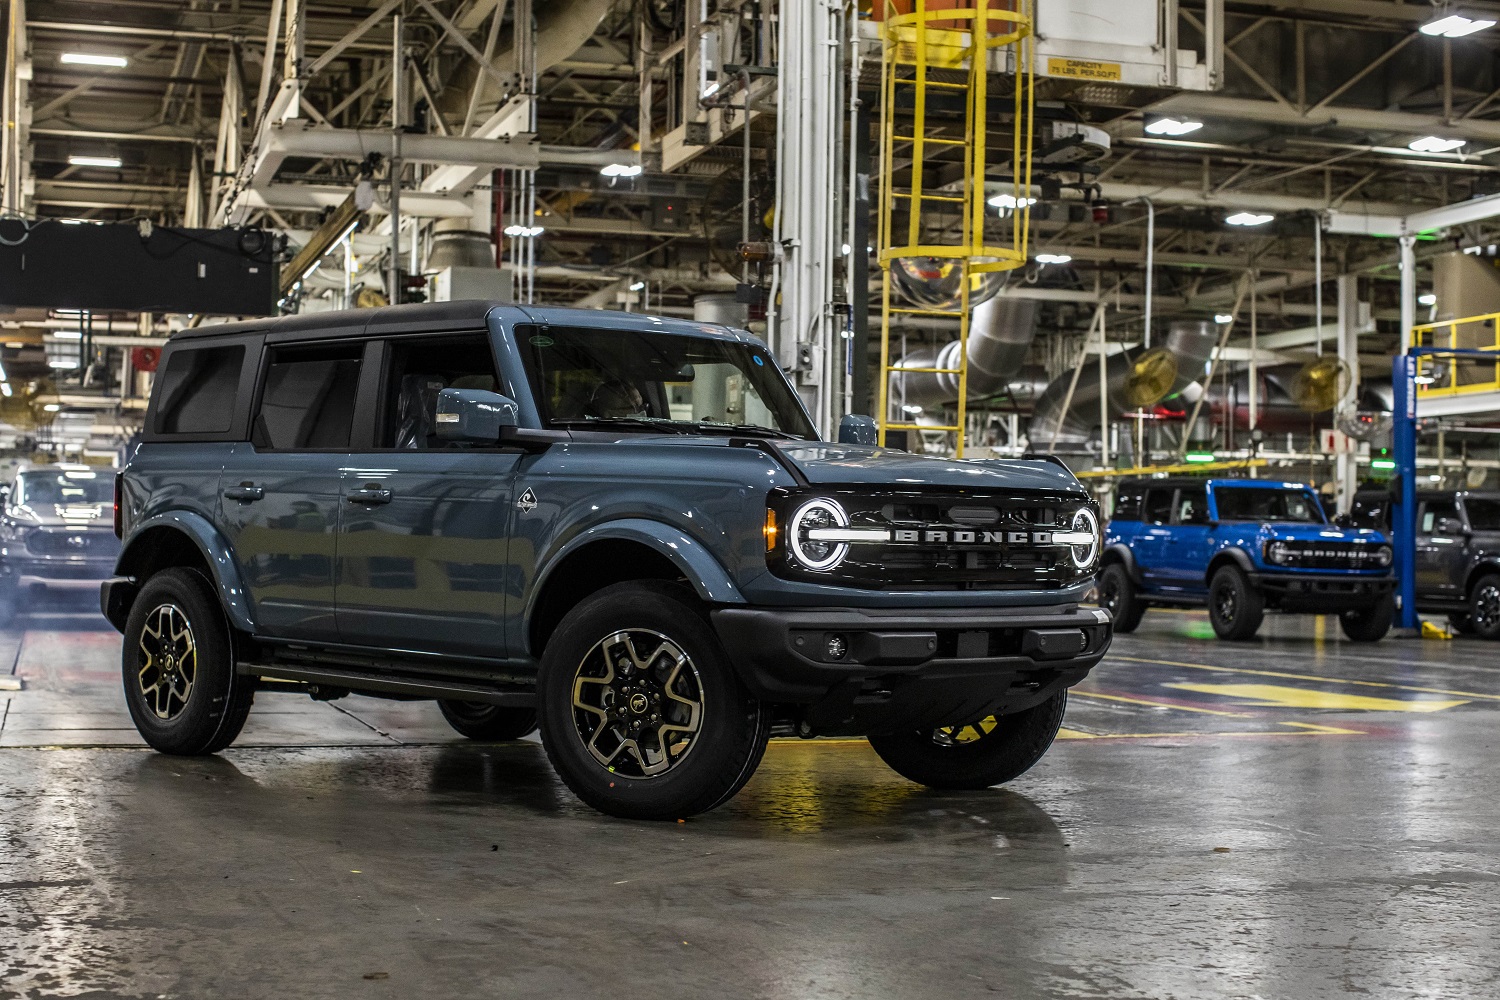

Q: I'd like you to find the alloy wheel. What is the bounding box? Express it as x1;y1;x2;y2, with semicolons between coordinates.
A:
138;604;197;720
1475;584;1500;630
1215;586;1237;623
933;716;999;747
571;629;704;778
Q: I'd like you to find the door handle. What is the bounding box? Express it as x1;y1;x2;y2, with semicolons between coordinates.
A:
223;484;264;502
348;487;393;505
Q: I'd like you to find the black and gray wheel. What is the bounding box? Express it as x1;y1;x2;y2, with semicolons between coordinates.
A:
1098;563;1146;633
1448;613;1476;635
122;567;253;755
437;700;538;741
1339;594;1394;642
536;581;769;820
1468;574;1500;640
1208;565;1264;641
868;692;1068;790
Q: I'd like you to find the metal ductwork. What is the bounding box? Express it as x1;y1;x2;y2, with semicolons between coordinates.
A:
887;298;1038;412
1028;320;1218;454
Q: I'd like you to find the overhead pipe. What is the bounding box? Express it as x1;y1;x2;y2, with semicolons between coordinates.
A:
886;298;1039;413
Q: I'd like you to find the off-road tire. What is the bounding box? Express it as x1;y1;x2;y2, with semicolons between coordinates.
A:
1468;574;1500;640
868;692;1069;789
1098;563;1146;633
536;581;769;820
1339;594;1394;642
1448;613;1476;635
122;567;254;755
1208;565;1265;641
437;700;538;741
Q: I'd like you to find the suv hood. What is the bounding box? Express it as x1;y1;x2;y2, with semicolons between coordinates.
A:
1256;523;1389;544
778;443;1086;494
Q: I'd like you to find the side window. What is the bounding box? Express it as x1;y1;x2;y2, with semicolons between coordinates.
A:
1142;488;1173;525
378;334;500;449
154;345;245;436
1177;487;1210;525
1421;498;1459;533
1112;484;1143;521
252;344;363;450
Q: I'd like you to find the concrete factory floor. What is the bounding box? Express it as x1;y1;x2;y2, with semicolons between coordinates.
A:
3;609;1500;999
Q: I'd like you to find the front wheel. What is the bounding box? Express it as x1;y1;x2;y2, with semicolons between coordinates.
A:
437;700;538;741
868;692;1068;790
1449;613;1476;635
1098;563;1146;633
1339;595;1394;642
1468;574;1500;640
1208;566;1264;641
536;581;769;820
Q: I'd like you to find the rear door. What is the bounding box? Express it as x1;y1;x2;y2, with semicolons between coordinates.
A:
334;331;521;658
218;340;366;641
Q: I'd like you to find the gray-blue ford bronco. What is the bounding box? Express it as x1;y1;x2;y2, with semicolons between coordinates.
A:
103;302;1110;819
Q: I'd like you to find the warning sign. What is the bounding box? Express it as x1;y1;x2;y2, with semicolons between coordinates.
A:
1045;57;1122;82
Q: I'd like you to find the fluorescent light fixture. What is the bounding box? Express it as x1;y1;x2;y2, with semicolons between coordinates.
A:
0;360;6;381
68;155;122;168
503;225;545;237
1185;452;1216;463
1419;292;1438;306
43;403;62;412
1430;474;1444;482
600;163;642;178
0;383;11;398
987;193;1037;210
628;280;645;292
901;404;923;415
1215;313;1234;324
1408;136;1466;153
1225;211;1274;226
61;52;128;68
59;218;87;225
1144;117;1203;137
53;330;83;340
1421;13;1496;37
1034;253;1072;264
48;360;80;370
842;244;852;255
1371;458;1397;470
1415;374;1437;385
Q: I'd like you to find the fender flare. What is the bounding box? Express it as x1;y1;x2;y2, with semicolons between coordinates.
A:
115;510;257;633
1101;543;1141;584
1205;547;1256;586
1464;559;1500;598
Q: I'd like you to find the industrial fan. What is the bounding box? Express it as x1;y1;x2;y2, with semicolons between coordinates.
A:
0;378;60;428
353;286;389;309
1123;347;1179;407
1291;355;1352;413
1335;404;1392;442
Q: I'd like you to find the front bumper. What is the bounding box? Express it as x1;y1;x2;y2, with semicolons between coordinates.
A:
1248;571;1394;612
2;558;117;603
711;603;1111;736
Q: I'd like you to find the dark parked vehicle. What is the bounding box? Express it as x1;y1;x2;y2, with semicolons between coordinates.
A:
103;302;1111;819
0;464;121;622
1101;477;1395;641
1349;488;1500;638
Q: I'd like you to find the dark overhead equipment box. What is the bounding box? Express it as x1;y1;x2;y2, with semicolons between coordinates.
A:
0;221;280;316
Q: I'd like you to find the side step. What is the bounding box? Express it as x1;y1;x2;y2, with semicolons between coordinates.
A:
237;662;536;707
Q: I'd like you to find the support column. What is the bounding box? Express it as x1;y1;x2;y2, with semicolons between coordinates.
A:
1335;272;1362;512
2;0;32;218
1399;234;1417;354
1392;354;1418;631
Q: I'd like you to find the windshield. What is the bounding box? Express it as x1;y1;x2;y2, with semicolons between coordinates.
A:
1213;486;1325;523
1348;494;1391;530
1465;498;1500;530
13;470;112;507
518;325;816;439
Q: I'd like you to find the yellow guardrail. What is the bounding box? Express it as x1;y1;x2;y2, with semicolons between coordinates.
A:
1072;459;1269;479
1411;310;1500;398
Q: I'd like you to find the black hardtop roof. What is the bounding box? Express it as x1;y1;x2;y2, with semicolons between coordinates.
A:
1115;477;1309;491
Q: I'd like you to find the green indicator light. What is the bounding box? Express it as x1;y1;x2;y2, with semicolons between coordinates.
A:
1184;452;1216;463
1371;459;1396;470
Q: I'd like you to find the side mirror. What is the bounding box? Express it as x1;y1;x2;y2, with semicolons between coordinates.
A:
837;413;878;445
436;388;518;444
1333;513;1353;528
1435;516;1466;535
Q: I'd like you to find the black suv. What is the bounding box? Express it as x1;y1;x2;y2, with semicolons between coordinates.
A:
0;464;121;622
1349;488;1500;637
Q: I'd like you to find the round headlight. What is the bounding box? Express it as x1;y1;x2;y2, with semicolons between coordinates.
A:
1267;541;1290;565
1373;545;1392;567
789;498;850;572
1069;507;1099;570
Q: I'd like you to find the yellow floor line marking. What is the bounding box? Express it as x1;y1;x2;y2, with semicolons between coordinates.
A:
1164;682;1468;713
1111;655;1500;703
1069;690;1255;717
1056;720;1363;740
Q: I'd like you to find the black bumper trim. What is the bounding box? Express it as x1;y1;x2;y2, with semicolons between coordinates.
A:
1247;572;1394;610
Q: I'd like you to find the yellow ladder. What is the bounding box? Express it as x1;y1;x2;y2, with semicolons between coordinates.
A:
875;0;1034;456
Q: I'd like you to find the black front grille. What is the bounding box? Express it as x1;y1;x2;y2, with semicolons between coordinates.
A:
24;529;121;558
1270;540;1388;570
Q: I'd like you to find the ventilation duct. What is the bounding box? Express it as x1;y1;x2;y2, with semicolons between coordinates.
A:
887;298;1039;412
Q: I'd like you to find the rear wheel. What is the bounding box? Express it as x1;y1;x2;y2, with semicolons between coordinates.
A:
1339;594;1394;642
1468;574;1500;640
1098;563;1145;633
121;567;253;755
536;581;769;820
868;692;1068;789
1208;566;1264;641
437;700;538;741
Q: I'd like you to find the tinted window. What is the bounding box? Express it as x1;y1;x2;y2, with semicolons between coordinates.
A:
1348;493;1390;530
1213;487;1323;523
1142;489;1173;525
1112;484;1144;521
1421;498;1459;533
252;344;362;450
13;469;112;506
155;345;244;435
1464;498;1500;530
379;334;499;449
1177;488;1210;525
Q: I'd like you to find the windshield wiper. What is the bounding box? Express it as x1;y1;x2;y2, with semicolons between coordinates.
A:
683;421;802;440
551;417;801;440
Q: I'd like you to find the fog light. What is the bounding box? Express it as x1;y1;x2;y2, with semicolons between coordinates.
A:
826;634;848;660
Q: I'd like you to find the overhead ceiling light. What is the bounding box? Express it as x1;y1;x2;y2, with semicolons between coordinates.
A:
1408;135;1466;153
503;224;545;237
52;330;83;340
1144;116;1203;136
1034;253;1072;264
1225;211;1274;226
0;383;11;398
43;403;62;412
1420;12;1496;37
1215;313;1234;324
47;360;78;370
1419;292;1438;306
628;280;645;291
68;155;122;168
987;193;1037;210
600;163;642;178
61;52;129;68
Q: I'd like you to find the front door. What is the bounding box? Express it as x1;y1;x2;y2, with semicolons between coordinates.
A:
218;341;366;641
1134;487;1176;585
1416;497;1465;601
335;332;520;658
1166;486;1213;592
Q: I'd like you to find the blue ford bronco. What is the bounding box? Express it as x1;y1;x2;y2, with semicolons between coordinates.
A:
1100;477;1394;642
102;302;1110;819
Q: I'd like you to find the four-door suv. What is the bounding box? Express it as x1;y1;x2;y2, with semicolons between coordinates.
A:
1100;477;1394;641
0;464;121;622
102;302;1111;820
1349;488;1500;638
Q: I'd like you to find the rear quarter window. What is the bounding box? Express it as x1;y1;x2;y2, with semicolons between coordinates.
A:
152;343;249;438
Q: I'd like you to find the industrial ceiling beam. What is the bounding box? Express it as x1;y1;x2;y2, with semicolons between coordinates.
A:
1151;93;1500;145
